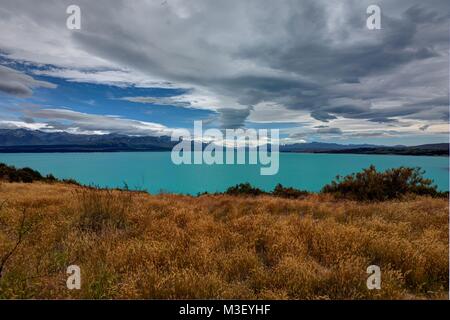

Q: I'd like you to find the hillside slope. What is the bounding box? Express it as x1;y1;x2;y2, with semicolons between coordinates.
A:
0;182;448;299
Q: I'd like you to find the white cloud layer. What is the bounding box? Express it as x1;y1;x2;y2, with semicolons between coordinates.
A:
11;107;173;136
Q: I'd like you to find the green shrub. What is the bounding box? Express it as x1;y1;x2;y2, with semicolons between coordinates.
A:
0;163;43;183
321;165;441;201
223;183;309;199
225;183;265;196
45;174;57;182
0;163;79;185
272;184;309;199
62;178;79;185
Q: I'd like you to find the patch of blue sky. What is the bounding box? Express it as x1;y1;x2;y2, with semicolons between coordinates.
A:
1;58;217;128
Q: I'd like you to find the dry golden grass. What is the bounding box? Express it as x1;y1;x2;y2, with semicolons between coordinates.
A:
0;181;448;299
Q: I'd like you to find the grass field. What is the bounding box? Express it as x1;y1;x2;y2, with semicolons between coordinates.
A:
0;181;448;299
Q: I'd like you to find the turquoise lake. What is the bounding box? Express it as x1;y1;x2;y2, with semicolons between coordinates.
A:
0;152;448;194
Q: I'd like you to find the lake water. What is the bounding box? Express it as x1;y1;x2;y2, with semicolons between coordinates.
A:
0;152;448;194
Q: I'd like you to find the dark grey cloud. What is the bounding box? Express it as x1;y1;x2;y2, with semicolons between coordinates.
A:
52;0;447;126
19;116;35;123
316;127;343;135
318;96;449;123
286;126;343;142
368;117;399;124
217;106;253;129
310;110;337;122
0;65;56;97
288;132;307;140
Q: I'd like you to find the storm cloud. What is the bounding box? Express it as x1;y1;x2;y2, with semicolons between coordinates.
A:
0;65;56;97
0;0;448;140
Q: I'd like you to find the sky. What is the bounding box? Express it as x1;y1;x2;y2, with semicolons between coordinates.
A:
0;0;449;146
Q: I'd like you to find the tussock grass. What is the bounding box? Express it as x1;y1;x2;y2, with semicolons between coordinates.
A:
74;189;133;234
0;182;448;299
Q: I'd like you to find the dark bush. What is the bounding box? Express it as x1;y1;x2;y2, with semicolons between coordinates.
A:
0;162;79;185
45;174;57;182
321;165;442;201
62;178;79;185
0;163;43;183
225;183;265;196
223;182;309;198
272;183;309;198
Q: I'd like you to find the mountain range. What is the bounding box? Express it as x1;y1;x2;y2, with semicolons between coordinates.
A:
0;129;448;156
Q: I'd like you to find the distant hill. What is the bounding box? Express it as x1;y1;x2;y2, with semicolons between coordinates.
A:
0;129;448;155
279;141;449;156
0;129;176;152
314;144;449;156
279;142;378;152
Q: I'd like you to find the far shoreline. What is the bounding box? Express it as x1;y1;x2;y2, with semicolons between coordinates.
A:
0;147;448;157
